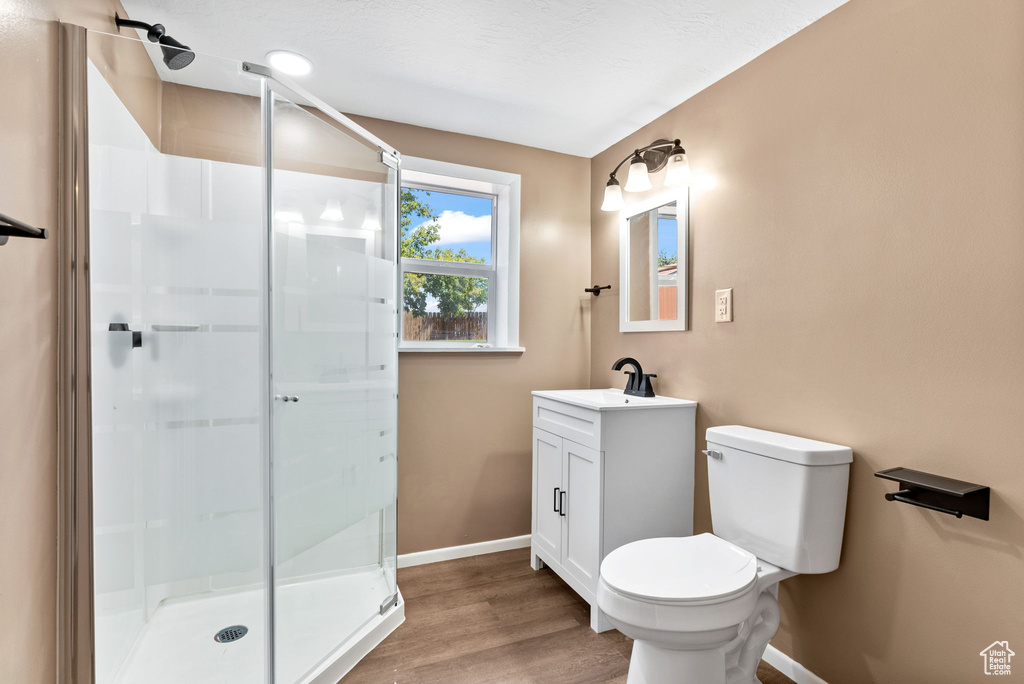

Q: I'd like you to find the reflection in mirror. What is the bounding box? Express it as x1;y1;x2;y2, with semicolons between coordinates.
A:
627;201;677;322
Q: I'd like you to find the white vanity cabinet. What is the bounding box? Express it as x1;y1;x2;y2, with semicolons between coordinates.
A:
530;389;697;632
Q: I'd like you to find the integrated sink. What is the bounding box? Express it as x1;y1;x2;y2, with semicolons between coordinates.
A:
532;388;697;411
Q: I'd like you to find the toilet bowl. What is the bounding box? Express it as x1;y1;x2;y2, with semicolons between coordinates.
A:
598;534;791;684
596;426;852;684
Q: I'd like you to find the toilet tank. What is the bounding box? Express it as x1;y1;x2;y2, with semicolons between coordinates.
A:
706;426;853;574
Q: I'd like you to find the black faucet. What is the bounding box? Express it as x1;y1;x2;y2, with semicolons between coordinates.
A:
611;357;657;398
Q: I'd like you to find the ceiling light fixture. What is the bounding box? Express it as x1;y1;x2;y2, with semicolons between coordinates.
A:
266;50;313;76
601;138;689;212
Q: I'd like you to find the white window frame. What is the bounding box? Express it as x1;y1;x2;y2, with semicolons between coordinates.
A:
399;157;522;352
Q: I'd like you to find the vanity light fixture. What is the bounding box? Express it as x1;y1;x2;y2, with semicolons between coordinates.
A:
361;212;382;231
320;199;344;221
601;138;689;212
274;209;303;223
624;152;653;192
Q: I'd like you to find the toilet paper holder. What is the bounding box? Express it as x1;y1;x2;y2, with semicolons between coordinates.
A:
875;467;989;521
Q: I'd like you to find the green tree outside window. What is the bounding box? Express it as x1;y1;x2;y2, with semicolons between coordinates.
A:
401;189;488;317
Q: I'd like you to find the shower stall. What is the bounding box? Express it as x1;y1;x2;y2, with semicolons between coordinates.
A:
60;24;402;684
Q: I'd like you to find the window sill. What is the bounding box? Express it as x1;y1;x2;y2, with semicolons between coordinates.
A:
399;346;525;354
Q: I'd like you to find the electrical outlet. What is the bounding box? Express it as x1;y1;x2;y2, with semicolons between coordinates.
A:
715;288;733;322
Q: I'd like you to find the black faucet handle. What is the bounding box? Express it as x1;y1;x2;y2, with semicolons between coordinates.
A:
636;373;657;398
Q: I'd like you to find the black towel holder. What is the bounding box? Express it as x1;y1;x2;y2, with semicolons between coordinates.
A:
875;467;989;521
0;211;49;246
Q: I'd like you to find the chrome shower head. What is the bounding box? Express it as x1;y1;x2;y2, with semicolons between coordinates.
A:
115;14;196;71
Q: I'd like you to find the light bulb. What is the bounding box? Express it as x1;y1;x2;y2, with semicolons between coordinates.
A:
320;199;344;221
274;209;303;223
601;178;623;211
624;154;651;192
361;213;382;231
664;146;690;187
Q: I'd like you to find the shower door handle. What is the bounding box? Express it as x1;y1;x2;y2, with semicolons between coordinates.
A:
109;322;142;348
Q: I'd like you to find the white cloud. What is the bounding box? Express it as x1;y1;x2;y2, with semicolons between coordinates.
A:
432;210;491;245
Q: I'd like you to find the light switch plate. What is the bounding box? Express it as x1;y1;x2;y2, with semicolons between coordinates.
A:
715;288;733;322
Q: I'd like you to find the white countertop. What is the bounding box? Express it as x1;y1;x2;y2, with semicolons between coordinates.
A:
532;388;697;411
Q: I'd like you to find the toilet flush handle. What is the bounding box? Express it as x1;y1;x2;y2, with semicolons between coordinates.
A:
702;450;723;460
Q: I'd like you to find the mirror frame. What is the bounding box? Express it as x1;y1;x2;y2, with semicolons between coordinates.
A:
618;187;689;332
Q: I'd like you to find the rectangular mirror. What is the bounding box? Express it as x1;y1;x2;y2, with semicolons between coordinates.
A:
619;191;688;331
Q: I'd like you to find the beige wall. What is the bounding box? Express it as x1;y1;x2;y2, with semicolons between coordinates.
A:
350;115;592;554
589;0;1024;681
0;3;130;682
5;0;1021;680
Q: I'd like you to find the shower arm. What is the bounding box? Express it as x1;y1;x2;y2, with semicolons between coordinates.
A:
114;14;166;43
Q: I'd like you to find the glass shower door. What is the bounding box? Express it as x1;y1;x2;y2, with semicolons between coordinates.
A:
266;84;399;683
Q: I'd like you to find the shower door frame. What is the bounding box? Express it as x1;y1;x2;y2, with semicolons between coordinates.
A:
56;23;404;684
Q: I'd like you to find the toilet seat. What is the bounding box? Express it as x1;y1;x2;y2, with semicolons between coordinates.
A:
601;534;758;605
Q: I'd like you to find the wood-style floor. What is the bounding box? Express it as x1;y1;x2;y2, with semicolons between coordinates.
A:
344;547;794;684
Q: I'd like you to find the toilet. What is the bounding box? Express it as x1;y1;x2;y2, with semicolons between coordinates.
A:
596;426;853;684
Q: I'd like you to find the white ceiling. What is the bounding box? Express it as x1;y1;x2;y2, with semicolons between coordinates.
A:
120;0;847;157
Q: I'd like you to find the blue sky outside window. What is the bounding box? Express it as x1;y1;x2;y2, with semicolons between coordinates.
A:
658;217;677;263
404;188;493;262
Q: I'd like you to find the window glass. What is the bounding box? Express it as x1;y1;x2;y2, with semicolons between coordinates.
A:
401;273;488;343
401;187;493;264
656;207;678;321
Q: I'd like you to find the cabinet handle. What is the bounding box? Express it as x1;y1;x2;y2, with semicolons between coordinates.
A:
559;490;567;517
553;487;560;513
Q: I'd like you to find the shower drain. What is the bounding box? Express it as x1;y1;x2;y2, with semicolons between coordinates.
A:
214;625;248;643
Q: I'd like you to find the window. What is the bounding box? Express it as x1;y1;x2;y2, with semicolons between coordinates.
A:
399;157;521;351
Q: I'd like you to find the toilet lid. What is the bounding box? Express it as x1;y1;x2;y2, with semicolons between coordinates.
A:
600;534;758;604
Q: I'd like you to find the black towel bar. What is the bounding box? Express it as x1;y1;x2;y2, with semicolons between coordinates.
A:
884;489;963;518
0;211;49;246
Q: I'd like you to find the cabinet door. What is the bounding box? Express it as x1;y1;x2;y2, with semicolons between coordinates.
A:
533;428;563;561
562;440;602;592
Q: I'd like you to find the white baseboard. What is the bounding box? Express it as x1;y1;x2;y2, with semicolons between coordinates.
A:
397;534;532;568
763;645;829;684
